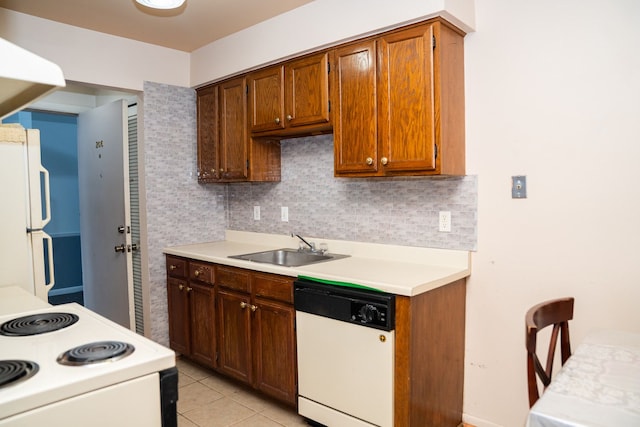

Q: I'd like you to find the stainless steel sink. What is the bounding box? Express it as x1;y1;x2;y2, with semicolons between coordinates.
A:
228;248;349;267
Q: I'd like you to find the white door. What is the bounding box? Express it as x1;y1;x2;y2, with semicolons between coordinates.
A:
77;100;133;329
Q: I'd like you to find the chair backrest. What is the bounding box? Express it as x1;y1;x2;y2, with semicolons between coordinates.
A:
525;297;574;407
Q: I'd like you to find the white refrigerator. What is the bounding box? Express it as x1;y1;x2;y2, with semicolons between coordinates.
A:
0;123;54;301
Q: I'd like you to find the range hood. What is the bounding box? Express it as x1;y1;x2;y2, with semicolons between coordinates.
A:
0;38;66;120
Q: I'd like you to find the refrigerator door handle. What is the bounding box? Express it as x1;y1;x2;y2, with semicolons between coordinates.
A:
40;164;51;227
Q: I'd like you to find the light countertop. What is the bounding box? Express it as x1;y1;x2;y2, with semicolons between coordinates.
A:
163;231;471;296
0;286;50;315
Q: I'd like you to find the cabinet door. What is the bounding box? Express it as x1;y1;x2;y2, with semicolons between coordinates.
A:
248;66;285;133
219;77;248;181
253;297;297;406
332;41;378;175
285;52;330;129
217;288;253;384
196;85;220;182
167;277;190;356
188;282;216;368
377;24;436;173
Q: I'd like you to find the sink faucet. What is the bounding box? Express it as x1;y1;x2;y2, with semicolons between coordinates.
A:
291;233;316;252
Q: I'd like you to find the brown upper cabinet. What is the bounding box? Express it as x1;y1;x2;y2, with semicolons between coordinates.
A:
197;76;281;183
248;51;332;137
333;19;465;177
197;17;465;182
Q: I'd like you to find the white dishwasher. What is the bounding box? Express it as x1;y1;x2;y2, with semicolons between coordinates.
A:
294;278;395;427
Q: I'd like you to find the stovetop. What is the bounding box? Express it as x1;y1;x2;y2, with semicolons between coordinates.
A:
0;302;175;420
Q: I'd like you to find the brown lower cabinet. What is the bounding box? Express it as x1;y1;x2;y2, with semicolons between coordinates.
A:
166;256;297;406
167;255;466;422
166;257;216;368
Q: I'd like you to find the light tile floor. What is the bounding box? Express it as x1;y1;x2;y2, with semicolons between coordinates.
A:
176;357;310;427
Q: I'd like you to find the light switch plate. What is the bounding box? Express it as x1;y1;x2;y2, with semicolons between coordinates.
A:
512;176;527;198
281;206;289;222
253;206;260;220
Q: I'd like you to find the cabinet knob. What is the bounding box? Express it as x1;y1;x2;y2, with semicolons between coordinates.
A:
381;157;389;166
275;117;281;124
220;168;225;172
366;157;373;166
169;265;177;271
250;304;258;312
210;168;216;173
186;286;192;292
286;115;293;121
194;270;200;277
178;284;184;291
240;301;248;309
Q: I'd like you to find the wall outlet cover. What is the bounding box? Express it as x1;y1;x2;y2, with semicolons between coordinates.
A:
439;211;452;232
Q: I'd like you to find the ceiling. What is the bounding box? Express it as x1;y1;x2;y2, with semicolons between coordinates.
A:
0;0;314;52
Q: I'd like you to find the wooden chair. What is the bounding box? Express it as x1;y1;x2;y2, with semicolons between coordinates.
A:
525;297;574;407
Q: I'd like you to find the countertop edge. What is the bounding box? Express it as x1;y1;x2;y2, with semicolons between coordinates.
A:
163;231;471;297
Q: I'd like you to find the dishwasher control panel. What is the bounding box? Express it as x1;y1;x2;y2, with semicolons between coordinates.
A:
294;279;395;331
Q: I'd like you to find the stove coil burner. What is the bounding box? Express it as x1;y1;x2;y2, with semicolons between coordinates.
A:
57;341;135;366
0;360;39;388
0;313;79;336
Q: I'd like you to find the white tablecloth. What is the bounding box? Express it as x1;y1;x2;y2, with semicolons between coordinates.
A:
526;330;640;427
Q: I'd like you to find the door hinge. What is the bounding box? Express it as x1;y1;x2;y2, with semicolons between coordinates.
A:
434;144;438;159
328;100;331;113
245;84;249;95
432;35;436;50
246;159;250;170
327;61;330;74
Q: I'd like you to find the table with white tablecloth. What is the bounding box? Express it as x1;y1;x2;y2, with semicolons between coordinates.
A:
526;330;640;427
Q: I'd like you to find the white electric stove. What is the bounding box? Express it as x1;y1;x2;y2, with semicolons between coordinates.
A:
0;287;177;427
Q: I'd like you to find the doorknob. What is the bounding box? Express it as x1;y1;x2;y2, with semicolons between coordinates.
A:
114;244;126;253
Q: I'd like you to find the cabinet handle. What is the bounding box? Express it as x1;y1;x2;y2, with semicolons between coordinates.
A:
240;301;248;309
194;270;200;277
381;157;389;166
250;304;257;312
169;265;177;271
365;157;373;166
274;117;281;124
286;114;293;121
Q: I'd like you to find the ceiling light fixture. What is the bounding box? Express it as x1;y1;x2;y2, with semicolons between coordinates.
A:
135;0;185;9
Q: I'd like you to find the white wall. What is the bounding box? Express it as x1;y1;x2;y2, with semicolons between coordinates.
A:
463;0;640;425
0;8;189;91
3;1;640;425
190;0;476;86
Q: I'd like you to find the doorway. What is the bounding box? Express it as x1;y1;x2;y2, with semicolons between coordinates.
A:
2;83;145;332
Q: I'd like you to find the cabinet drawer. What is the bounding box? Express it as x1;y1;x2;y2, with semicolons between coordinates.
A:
166;256;187;278
253;273;293;304
217;266;250;292
190;261;214;285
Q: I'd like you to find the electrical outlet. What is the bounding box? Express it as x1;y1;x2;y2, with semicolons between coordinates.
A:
281;206;289;222
439;211;451;232
253;206;260;220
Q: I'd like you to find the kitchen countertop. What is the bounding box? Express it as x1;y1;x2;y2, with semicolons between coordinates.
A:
0;286;50;315
163;230;471;296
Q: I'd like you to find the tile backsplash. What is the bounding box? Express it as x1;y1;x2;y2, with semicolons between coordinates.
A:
143;82;226;345
228;134;477;251
143;82;477;345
